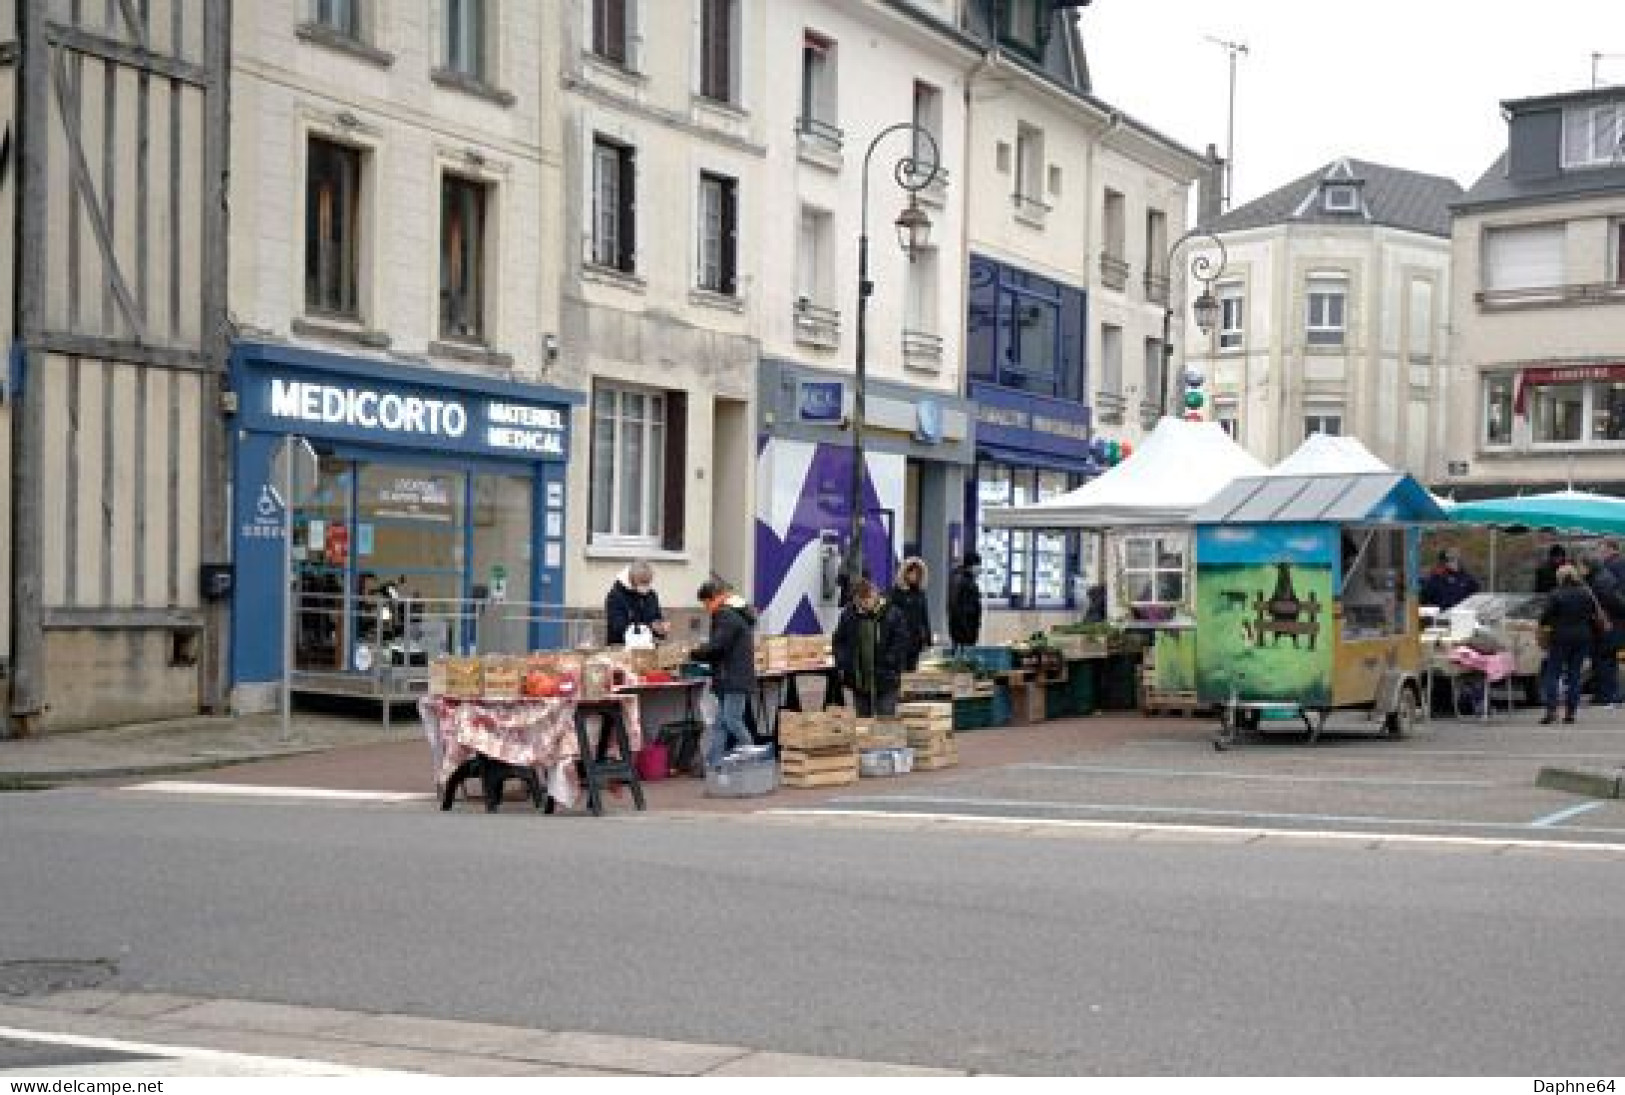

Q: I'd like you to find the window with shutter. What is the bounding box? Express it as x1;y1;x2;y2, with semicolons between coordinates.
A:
698;173;738;295
591;138;637;274
1483;224;1563;292
593;0;629;65
700;0;735;103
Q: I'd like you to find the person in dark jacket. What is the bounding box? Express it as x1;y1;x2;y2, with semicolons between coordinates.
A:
1534;544;1568;594
691;578;758;770
890;557;932;671
833;577;910;717
1539;564;1596;724
1419;548;1481;611
604;561;669;646
1582;555;1625;709
947;551;984;654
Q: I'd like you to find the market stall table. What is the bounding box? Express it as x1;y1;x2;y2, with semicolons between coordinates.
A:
420;693;646;815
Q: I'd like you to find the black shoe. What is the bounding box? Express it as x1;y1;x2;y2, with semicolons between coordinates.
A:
1563;713;1577;724
1539;712;1556;725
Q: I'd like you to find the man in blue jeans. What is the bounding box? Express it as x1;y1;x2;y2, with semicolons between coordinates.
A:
691;578;759;771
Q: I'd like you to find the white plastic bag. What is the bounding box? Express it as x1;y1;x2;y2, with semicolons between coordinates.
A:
624;623;656;650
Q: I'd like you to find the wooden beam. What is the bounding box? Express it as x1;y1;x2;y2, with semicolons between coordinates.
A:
45;21;207;86
29;332;212;371
42;607;203;630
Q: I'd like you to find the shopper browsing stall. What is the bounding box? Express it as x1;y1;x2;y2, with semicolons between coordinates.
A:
834;577;910;717
690;579;758;770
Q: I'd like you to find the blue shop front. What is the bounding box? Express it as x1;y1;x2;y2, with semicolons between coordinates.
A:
229;342;579;703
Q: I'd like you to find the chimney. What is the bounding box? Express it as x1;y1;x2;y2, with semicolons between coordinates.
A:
1196;143;1225;227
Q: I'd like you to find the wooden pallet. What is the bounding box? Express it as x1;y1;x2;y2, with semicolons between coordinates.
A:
1141;689;1212;718
782;768;858;789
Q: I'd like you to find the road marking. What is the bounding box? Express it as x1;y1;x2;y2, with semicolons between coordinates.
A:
809;793;1625;837
0;1025;407;1076
764;808;1625;853
1011;764;1499;787
124;782;433;803
1530;801;1605;828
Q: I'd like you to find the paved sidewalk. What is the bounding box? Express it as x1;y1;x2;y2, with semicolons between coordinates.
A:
0;991;963;1076
0;709;420;782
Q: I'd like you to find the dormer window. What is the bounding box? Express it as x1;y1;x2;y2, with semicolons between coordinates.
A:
1323;184;1358;212
1562;100;1625;169
1000;0;1049;57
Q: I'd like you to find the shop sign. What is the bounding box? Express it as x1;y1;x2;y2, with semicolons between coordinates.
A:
978;404;1029;429
1031;414;1090;441
240;482;285;542
1513;362;1625;415
797;380;845;424
258;377;566;459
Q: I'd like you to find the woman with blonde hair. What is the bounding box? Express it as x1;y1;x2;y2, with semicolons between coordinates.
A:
890;557;932;671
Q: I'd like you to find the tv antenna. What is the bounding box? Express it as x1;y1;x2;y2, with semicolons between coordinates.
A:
1206;36;1249;209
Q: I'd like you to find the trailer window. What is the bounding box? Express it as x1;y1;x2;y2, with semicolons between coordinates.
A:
1340;528;1406;640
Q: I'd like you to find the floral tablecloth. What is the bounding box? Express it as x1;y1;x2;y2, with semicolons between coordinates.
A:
418;695;645;797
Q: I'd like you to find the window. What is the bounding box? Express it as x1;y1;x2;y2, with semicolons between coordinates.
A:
1099;188;1127;288
1613;220;1625;284
1143;338;1165;423
697;172;737;295
305;137;362;319
965;255;1085;402
1483;375;1514;447
1305;275;1346;347
911;81;942;182
1562;101;1625;169
1531;383;1586;444
592;0;631;66
1407;279;1433;361
1217;413;1238;439
1123;535;1184;607
1218;282;1244;349
1323;184;1358;211
1000;0;1046;55
798;32;839;145
1013;124;1046;213
1304;413;1342;438
699;0;736;104
313;0;360;38
975;462;1082;608
591;137;636;273
1483;224;1563;292
444;0;485;79
796;206;832;306
591;384;672;546
1143;209;1168;302
1099;324;1123;398
1340;529;1406;640
905;246;938;335
439;174;487;341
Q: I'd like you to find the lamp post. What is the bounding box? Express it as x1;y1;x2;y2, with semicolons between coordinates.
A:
1159;229;1228;414
847;122;942;587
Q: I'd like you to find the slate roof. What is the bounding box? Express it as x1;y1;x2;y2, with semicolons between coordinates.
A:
1454;149;1625;213
1208;158;1464;238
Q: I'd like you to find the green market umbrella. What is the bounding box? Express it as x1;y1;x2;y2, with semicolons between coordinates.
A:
1448;490;1625;536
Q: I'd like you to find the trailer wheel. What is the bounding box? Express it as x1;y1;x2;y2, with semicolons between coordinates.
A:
1384;684;1420;738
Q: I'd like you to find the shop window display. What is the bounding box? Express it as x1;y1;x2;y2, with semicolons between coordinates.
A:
974;461;1082;608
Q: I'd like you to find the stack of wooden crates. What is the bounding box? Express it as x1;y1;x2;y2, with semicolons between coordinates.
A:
778;709;858;788
900;701;958;770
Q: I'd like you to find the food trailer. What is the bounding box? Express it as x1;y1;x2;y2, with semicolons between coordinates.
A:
1189;472;1448;749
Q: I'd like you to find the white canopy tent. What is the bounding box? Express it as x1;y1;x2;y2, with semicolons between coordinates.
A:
980;416;1268;529
1266;433;1390;476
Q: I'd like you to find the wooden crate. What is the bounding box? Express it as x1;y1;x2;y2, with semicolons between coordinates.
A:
782;768;859;789
781;744;858;788
855;718;908;750
1140;688;1210;718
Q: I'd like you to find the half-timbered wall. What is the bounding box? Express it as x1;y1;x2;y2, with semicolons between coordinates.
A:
9;0;227;733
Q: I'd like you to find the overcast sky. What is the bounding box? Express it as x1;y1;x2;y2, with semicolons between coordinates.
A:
1081;1;1625;207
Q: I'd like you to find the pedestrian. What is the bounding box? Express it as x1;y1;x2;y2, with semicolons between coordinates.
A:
1538;564;1595;725
1601;539;1625;588
947;551;984;655
1534;544;1567;594
1419;548;1481;611
890;557;932;671
1084;583;1108;623
604;560;670;646
690;578;758;770
833;576;910;717
1581;555;1625;709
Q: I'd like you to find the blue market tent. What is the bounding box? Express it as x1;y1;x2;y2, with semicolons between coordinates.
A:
1447;490;1625;536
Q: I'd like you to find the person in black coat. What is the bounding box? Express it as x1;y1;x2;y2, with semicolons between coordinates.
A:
1534;544;1568;594
691;579;758;770
604;561;669;646
833;577;910;717
1539;565;1596;724
889;557;932;672
1419;549;1481;611
1582;556;1625;708
947;551;984;654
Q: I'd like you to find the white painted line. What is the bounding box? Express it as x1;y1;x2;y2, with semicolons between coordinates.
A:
124;782;433;803
0;1024;410;1076
763;808;1625;853
1530;801;1605;828
811;793;1625;837
1012;764;1499;788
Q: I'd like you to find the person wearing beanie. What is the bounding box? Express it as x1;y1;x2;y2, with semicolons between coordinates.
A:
1420;548;1480;611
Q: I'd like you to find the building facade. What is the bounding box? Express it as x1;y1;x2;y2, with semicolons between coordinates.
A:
1443;87;1625;495
226;0;576;711
1187;159;1462;475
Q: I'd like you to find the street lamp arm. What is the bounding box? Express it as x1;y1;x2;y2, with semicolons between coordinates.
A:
1159;228;1229;413
860;121;942;243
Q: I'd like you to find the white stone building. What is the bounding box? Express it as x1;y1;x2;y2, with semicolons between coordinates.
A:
1186;159;1462;475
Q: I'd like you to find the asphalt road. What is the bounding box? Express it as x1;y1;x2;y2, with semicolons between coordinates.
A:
1;787;1621;1075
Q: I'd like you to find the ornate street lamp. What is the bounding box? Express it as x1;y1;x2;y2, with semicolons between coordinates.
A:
1159;229;1229;413
847;122;942;588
